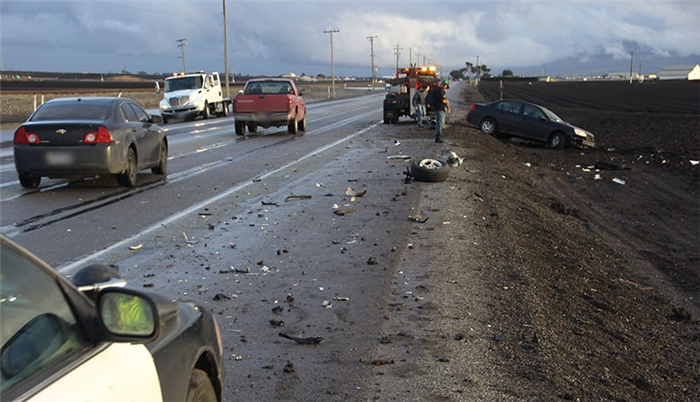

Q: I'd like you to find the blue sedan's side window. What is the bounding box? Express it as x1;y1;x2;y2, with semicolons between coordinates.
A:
0;246;88;392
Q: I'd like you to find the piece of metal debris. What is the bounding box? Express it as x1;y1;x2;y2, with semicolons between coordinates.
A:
279;332;323;345
285;194;312;201
128;244;143;250
387;155;411;160
334;208;356;216
408;214;429;223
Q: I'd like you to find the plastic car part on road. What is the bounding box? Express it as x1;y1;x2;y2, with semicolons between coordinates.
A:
410;159;450;182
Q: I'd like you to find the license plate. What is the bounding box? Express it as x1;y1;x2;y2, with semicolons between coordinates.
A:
46;151;75;166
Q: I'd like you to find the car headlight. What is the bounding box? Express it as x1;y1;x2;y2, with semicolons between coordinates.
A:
574;128;589;138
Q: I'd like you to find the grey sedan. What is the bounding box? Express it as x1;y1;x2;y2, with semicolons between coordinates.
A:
13;97;168;188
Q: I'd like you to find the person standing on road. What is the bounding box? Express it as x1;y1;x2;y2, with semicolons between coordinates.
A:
412;85;428;128
432;79;451;143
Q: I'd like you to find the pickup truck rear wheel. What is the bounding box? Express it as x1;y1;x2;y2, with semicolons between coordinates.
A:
299;113;307;132
247;123;257;133
235;121;245;136
288;115;299;134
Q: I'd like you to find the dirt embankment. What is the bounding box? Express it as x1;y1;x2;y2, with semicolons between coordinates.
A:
370;80;698;401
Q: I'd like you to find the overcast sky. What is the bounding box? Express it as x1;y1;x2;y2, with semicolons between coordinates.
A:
1;0;699;77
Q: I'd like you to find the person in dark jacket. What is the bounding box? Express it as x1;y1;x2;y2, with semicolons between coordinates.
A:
432;79;451;143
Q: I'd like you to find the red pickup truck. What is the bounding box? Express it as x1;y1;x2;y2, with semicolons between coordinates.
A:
232;78;307;136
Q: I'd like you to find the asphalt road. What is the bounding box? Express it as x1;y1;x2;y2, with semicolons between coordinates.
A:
1;88;460;400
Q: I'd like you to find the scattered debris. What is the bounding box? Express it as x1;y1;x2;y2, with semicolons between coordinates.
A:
334;296;350;301
128;244;143;250
408;214;429;223
322;300;332;308
183;232;198;246
270;319;285;328
285;194;312;201
271;305;283;313
334;208;356;216
370;359;395;366
440;149;464;166
367;256;378;265
345;187;367;197
612;178;626;185
279;333;323;345
213;293;231;301
283;361;295;373
261;200;278;206
466;192;484;202
387;155;411;160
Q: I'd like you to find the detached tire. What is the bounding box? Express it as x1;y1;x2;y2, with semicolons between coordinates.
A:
186;369;217;402
410;159;449;182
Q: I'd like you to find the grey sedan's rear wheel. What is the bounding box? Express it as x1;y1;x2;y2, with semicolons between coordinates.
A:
117;147;137;187
19;174;41;189
288;115;299;134
186;369;217;402
235;121;245;136
410;159;450;182
151;141;168;175
480;118;497;135
548;132;567;149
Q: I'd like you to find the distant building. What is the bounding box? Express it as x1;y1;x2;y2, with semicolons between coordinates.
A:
657;64;700;81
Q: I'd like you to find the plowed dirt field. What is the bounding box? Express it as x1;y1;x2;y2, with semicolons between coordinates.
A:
416;79;699;400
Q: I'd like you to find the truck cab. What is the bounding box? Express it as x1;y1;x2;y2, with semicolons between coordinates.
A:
158;72;230;123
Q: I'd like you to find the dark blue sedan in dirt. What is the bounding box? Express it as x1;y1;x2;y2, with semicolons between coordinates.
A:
466;99;595;149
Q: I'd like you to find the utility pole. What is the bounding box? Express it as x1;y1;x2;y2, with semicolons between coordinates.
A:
324;29;340;98
394;44;402;71
367;35;377;89
176;38;187;73
416;53;421;67
223;0;230;98
629;51;634;84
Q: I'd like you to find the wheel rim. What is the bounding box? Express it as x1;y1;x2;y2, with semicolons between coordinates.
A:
419;159;444;169
127;150;136;184
481;120;494;133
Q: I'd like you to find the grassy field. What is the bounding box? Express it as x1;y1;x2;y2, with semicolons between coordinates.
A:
0;82;379;130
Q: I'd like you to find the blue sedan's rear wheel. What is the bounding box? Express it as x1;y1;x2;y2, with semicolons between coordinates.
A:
19;174;41;189
186;369;217;402
117;148;137;187
480;118;497;135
